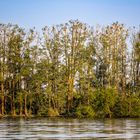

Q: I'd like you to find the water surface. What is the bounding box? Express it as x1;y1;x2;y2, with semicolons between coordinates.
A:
0;117;140;140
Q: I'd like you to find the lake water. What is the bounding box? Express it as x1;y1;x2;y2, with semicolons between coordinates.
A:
0;117;139;140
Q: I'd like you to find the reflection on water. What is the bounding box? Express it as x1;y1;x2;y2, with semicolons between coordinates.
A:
0;117;140;140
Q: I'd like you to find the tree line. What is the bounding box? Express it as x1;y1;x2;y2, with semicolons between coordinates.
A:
0;20;140;118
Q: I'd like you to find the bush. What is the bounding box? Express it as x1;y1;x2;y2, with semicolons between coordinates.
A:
129;95;140;117
113;94;140;117
47;108;59;117
76;105;95;118
93;88;118;118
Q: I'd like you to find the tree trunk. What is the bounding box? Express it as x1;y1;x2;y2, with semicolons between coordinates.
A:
12;80;16;116
1;82;4;115
19;94;22;116
24;94;28;116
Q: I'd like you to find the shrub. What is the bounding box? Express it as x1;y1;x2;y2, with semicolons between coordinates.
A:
76;105;95;118
47;108;59;117
93;88;118;118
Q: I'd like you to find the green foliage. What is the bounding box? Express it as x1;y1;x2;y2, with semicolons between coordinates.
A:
47;108;59;117
113;94;140;117
0;21;140;118
93;88;118;118
76;105;95;118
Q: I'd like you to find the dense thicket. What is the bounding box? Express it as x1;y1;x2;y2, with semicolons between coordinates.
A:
0;21;140;118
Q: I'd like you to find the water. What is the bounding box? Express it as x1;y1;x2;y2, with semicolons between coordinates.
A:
0;118;140;140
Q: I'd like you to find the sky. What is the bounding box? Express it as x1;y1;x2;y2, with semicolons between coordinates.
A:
0;0;140;30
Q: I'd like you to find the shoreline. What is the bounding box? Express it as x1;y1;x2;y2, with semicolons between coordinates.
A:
0;115;140;119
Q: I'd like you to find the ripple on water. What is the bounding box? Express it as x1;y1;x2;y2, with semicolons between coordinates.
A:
0;118;140;140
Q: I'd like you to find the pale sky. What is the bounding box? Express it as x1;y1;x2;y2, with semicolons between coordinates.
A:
0;0;140;29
